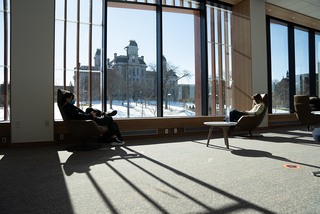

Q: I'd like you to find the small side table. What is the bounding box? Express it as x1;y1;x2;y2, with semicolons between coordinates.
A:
204;122;237;149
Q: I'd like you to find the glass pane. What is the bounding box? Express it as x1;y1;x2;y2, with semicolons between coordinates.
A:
55;0;64;20
270;20;289;113
163;11;196;117
295;27;309;95
67;0;77;21
7;67;9;120
55;20;64;70
54;69;64;120
92;0;102;25
79;24;89;67
316;33;320;96
92;25;102;110
80;0;89;23
0;67;3;121
66;22;77;70
107;5;156;118
0;14;4;66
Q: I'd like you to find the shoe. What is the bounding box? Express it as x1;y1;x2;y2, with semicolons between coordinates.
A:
106;110;117;117
110;136;125;146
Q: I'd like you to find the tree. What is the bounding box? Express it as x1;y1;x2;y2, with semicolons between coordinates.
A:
148;61;190;109
107;68;124;109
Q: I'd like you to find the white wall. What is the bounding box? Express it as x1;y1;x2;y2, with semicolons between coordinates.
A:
11;0;54;143
250;0;268;127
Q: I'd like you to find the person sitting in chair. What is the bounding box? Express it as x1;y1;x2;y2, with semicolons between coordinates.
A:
61;91;124;146
225;93;265;129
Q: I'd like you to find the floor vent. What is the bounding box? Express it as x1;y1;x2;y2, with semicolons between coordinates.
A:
184;126;211;133
121;129;158;136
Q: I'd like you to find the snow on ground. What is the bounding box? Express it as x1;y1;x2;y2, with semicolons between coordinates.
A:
53;100;196;120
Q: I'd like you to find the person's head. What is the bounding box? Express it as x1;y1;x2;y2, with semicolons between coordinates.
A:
251;93;264;104
61;91;75;105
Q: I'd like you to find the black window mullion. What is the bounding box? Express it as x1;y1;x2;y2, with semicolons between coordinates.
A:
266;16;272;114
288;23;295;113
309;29;316;96
101;0;107;112
156;0;163;117
200;0;208;115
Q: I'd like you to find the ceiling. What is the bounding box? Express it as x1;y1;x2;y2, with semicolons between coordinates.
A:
263;0;320;20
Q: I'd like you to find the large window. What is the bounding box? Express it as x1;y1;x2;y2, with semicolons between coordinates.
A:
107;4;156;118
268;17;320;114
55;0;232;119
0;0;9;121
270;20;289;113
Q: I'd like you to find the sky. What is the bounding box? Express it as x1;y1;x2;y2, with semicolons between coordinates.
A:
106;6;196;84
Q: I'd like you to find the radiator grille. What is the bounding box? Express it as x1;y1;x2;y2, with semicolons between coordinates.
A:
121;129;158;136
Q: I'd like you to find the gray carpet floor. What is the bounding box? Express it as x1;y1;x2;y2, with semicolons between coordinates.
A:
1;126;320;214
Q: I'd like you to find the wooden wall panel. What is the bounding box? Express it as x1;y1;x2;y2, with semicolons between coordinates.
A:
266;4;320;31
194;11;202;116
231;0;252;111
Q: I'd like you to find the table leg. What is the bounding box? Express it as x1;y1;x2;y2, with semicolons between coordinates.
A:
221;127;229;149
206;126;213;147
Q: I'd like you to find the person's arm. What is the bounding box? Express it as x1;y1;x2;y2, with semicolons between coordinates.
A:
63;103;95;120
246;103;265;115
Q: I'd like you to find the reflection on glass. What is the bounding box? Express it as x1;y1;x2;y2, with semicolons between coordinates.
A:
107;5;156;118
316;33;320;96
295;27;309;95
163;11;195;117
270;20;289;113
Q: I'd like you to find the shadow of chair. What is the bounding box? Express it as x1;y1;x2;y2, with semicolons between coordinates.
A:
236;93;269;137
57;89;108;151
294;94;320;131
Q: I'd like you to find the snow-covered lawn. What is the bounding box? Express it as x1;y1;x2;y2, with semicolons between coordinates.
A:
54;100;197;120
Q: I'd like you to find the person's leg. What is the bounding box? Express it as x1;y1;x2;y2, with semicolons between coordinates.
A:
229;109;244;122
86;107;102;116
93;116;116;136
229;110;244;129
113;122;122;141
94;116;124;145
